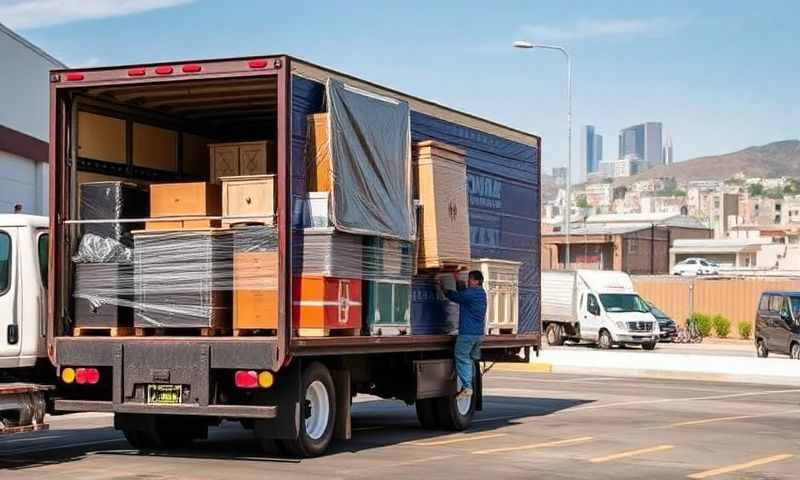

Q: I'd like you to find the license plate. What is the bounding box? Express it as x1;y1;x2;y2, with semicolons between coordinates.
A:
147;384;182;405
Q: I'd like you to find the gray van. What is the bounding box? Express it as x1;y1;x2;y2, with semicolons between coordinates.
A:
755;291;800;358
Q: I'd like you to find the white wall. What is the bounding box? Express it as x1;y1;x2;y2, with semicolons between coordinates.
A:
0;26;62;141
0;150;47;215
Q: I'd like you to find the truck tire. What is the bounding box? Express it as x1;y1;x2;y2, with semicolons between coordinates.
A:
435;368;477;431
598;329;613;349
415;398;440;429
545;323;564;346
278;361;336;458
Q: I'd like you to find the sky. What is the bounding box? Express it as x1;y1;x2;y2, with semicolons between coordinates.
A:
3;0;798;179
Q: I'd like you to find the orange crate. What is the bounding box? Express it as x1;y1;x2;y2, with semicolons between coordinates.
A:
292;276;362;336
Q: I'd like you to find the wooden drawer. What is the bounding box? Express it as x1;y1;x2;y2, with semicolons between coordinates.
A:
234;251;279;330
305;114;331;192
149;182;221;217
145;219;220;231
413;141;471;270
221;175;276;226
209;141;274;183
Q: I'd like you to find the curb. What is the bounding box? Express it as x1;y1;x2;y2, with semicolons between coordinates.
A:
492;362;552;373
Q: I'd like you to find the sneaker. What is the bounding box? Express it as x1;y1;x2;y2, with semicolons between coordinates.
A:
457;388;473;399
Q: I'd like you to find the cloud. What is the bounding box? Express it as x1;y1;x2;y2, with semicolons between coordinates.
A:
0;0;195;30
520;17;686;41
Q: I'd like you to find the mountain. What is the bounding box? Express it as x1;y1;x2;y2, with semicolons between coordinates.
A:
611;139;800;186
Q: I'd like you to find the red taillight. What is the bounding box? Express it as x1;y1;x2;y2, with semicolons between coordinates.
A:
65;73;84;81
75;368;100;385
154;66;174;75
182;64;202;73
248;59;268;69
128;68;146;77
234;370;259;389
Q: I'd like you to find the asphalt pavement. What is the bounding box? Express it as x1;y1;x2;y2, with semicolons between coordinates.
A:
2;371;799;479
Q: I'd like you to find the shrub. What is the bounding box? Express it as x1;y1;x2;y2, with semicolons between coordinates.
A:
712;314;731;338
691;313;713;337
738;322;752;339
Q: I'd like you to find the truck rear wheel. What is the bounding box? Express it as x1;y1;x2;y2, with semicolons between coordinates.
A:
119;414;206;450
278;361;336;458
545;323;564;346
415;398;440;429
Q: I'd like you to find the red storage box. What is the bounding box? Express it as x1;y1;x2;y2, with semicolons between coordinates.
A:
292;276;362;337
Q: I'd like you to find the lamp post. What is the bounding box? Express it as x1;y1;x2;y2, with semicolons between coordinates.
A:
513;40;573;269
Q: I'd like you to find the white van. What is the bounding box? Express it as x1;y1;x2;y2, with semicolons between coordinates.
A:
542;270;660;350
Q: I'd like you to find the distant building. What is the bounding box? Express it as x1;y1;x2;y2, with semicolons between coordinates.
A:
662;135;674;165
670;239;761;268
614;154;641;178
711;193;740;238
579;125;603;181
552;166;567;187
0;23;64;214
585;183;613;208
619;122;663;170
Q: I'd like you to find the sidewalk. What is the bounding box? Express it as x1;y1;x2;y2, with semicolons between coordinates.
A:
497;342;800;386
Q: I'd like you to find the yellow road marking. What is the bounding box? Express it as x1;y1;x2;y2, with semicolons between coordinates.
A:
663;408;800;428
590;444;674;463
408;433;507;446
472;436;593;455
687;454;794;479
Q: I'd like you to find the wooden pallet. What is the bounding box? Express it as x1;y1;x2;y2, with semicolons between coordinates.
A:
486;326;517;335
134;327;230;337
233;328;278;337
418;261;471;273
73;327;135;337
297;327;361;338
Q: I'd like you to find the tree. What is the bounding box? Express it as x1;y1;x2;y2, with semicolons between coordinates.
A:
748;182;765;197
784;178;800;195
576;195;590;209
765;187;784;199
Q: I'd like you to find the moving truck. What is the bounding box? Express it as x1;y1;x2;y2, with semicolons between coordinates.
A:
46;56;542;456
0;215;52;435
541;270;660;350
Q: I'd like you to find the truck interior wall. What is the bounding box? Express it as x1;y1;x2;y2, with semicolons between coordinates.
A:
290;75;541;334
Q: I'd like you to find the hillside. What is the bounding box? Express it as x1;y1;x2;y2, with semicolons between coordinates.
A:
608;139;800;186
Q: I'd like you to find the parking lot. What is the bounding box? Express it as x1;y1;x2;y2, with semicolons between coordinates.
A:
2;370;799;479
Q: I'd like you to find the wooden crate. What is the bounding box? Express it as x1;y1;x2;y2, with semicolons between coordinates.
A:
209;141;274;184
305;114;331;192
413;141;471;270
234;250;279;330
293;276;362;337
221;175;276;226
146;182;221;230
471;258;522;335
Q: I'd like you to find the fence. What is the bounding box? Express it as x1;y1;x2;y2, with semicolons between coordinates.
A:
632;276;800;337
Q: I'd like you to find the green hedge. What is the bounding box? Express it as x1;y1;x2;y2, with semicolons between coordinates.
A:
691;313;713;337
712;314;731;338
738;322;752;339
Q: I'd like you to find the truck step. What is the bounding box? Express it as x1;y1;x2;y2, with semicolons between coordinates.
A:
232;328;278;337
133;327;231;337
296;327;361;338
73;327;136;337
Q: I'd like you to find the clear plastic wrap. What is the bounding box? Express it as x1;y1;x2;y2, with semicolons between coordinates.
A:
72;233;133;264
79;181;149;246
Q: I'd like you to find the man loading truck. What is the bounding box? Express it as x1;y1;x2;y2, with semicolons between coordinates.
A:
439;271;488;399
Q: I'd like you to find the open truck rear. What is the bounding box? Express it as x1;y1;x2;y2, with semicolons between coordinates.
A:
47;55;542;456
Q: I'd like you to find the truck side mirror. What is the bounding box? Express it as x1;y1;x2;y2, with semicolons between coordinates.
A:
7;324;18;345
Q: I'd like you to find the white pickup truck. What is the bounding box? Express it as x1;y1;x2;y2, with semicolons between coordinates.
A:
0;214;52;434
542;270;660;350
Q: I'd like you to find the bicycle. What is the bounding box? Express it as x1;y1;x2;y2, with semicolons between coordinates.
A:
675;317;703;344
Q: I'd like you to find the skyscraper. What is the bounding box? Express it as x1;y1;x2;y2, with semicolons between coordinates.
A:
618;122;663;169
663;135;674;165
580;125;603;181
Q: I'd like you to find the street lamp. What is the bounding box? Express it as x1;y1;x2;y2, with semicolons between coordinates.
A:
513;40;573;269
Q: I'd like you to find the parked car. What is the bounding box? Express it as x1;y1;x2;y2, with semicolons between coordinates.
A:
645;301;678;342
755;291;800;359
671;258;719;276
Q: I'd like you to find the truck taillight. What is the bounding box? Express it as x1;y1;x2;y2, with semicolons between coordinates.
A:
235;370;273;389
61;368;75;384
75;368;100;385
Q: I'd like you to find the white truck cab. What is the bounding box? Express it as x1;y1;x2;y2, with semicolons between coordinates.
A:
0;214;50;434
542;270;660;350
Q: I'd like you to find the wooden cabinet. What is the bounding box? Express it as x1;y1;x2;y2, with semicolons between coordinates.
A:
471;259;521;335
209;141;273;183
146;182;221;230
305;114;331;192
234;251;279;331
413;140;471;270
220;175;276;226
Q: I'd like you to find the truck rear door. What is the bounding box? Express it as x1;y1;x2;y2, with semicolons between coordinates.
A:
0;227;21;361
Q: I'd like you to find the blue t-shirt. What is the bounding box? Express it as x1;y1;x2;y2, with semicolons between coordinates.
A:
444;286;487;335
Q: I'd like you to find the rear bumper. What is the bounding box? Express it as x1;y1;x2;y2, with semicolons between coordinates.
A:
55;399;277;418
